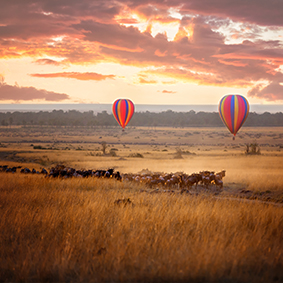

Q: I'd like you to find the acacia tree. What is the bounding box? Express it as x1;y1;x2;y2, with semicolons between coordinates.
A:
245;143;261;155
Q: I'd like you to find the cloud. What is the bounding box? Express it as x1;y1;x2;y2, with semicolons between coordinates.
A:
34;58;67;66
162;90;176;94
0;1;283;102
140;66;253;88
179;0;283;27
248;81;283;101
73;20;149;51
0;79;69;102
30;72;116;81
138;77;158;84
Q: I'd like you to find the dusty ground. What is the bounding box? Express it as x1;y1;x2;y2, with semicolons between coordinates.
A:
1;125;283;203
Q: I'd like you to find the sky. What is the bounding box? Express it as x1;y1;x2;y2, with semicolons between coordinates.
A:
0;0;283;105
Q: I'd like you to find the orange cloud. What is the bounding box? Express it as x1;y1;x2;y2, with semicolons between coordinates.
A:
162;90;176;94
99;43;144;53
1;1;283;102
30;72;116;81
142;67;253;88
139;77;158;84
154;49;167;57
213;52;283;63
174;24;194;41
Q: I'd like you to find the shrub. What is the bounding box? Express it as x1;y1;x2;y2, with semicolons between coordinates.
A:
128;153;144;158
33;145;44;150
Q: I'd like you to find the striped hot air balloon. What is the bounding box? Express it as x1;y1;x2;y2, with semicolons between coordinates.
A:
218;94;249;138
112;99;135;129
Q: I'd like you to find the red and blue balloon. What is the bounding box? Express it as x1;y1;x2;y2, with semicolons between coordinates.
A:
218;94;249;137
112;99;135;129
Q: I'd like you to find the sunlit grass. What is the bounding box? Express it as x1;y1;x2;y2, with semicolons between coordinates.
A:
0;173;283;282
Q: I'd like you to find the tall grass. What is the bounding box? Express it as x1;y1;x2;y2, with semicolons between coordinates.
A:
0;173;283;282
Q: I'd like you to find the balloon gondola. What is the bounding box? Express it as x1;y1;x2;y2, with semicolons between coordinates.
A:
218;94;249;139
112;99;135;130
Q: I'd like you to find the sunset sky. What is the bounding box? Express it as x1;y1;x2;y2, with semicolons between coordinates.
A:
0;0;283;105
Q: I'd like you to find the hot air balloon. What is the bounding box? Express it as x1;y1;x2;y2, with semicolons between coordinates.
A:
112;99;135;129
218;94;249;139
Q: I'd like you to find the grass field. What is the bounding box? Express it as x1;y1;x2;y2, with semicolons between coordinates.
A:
1;125;283;282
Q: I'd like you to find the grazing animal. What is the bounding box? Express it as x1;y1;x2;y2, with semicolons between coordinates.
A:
114;171;122;181
41;168;48;174
215;170;226;180
106;168;114;176
199;171;215;187
0;162;225;190
21;168;31;174
214;178;223;188
180;173;202;193
190;173;202;187
1;165;8;172
213;170;225;188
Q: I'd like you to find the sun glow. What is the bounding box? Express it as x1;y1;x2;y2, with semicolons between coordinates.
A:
115;8;182;41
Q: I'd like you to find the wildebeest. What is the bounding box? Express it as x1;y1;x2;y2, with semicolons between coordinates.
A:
122;169;225;192
0;163;225;190
1;165;8;172
215;170;226;180
113;171;122;181
21;168;31;174
41;168;48;174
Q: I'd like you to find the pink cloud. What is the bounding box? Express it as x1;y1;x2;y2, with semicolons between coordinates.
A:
0;1;282;102
248;81;283;101
0;79;69;101
139;77;158;84
179;0;283;27
34;58;67;66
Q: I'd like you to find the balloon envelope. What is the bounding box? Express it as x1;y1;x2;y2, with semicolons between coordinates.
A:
218;94;249;136
112;99;135;129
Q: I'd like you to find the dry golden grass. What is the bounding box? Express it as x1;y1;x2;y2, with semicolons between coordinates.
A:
1;125;283;147
1;125;283;201
1;125;283;281
1;173;283;282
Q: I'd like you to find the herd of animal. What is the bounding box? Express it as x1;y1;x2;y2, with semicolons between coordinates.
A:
0;165;122;181
123;170;226;191
0;164;226;190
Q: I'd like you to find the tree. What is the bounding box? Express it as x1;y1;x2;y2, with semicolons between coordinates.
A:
245;142;261;155
101;141;107;155
1;120;8;126
9;117;13;128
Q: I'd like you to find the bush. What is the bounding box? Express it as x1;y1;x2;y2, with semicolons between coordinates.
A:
128;153;144;158
109;149;117;157
33;145;44;149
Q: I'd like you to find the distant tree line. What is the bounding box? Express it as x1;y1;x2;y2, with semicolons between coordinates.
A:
0;109;283;127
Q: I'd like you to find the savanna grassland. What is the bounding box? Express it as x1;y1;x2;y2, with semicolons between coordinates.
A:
1;125;283;282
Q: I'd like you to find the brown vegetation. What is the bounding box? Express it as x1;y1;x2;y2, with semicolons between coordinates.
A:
0;173;283;282
1;126;283;282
